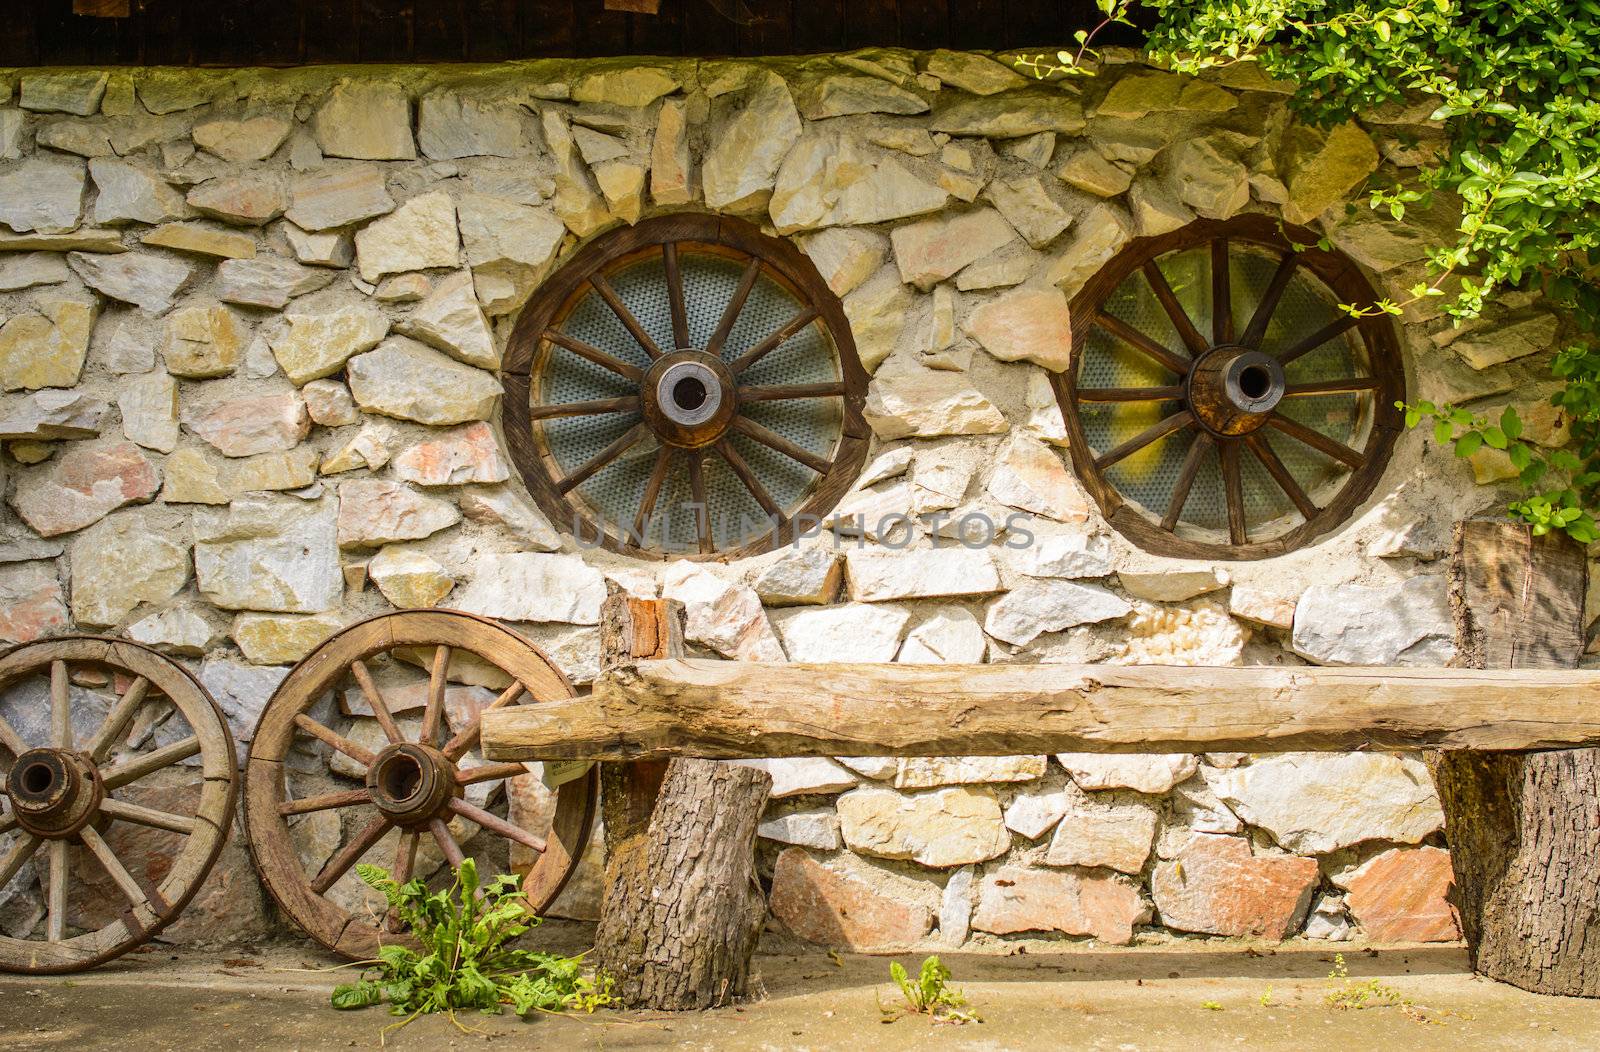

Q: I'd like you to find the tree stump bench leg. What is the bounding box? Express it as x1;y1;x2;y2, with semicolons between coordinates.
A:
591;593;772;1010
1436;519;1600;996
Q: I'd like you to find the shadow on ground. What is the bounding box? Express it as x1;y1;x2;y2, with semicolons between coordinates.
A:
2;936;1594;1051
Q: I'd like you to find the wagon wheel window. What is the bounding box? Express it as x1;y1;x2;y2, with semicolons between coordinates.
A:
502;215;869;560
1057;216;1404;560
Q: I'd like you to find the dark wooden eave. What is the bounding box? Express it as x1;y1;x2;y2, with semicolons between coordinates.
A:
4;0;1147;67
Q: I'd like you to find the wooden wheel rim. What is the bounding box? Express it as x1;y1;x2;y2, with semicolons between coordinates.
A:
1056;215;1404;560
242;609;597;961
503;213;870;561
0;636;237;975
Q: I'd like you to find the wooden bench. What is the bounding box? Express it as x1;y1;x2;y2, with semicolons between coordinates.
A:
481;520;1600;1006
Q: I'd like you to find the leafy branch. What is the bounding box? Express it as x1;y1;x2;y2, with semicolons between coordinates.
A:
1012;1;1600;543
1013;0;1137;78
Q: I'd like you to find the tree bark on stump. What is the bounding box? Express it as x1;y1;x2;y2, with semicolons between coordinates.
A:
591;593;773;1010
1435;518;1600;996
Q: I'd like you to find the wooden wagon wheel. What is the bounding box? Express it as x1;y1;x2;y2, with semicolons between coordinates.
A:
243;609;598;960
1055;215;1404;560
0;636;237;974
502;213;870;561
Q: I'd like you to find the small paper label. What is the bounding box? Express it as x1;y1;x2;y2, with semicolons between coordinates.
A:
541;759;595;788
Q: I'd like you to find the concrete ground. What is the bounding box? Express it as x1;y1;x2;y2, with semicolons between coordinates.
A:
2;934;1597;1051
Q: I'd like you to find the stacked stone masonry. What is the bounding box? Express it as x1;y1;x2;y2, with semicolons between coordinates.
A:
0;49;1572;949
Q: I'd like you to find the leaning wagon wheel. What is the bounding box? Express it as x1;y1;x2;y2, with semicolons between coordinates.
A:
1056;215;1404;560
502;212;870;560
0;637;237;974
243;610;598;960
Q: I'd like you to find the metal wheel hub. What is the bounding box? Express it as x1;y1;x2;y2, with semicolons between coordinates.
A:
1186;346;1286;436
6;747;103;839
365;743;457;829
642;349;738;447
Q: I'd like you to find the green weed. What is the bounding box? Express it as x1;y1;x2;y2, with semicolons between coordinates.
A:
330;859;611;1039
881;956;979;1025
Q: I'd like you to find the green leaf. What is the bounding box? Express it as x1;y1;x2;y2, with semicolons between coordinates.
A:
1483;426;1508;449
1434;419;1453;445
332;980;386;1010
1500;406;1522;440
1455;432;1484;458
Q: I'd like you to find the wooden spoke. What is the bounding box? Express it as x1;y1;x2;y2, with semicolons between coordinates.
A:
349;660;402;745
50;659;70;750
458;761;531;786
705;257;762;358
1141;260;1209;356
1268;415;1367;469
1240;253;1299;348
663;242;690;350
448;798;547;855
1247;432;1319;520
687;452;712;555
277;788;372;818
1277;313;1361;366
292;715;376;769
1221;440;1247;545
46;839;67;942
731;416;832;474
0;714;26;756
101;736;202;791
716;439;781;519
728;307;820;376
310;814;391;894
526;395;639;421
0;831;41;887
86;675;150;764
1095;311;1191;375
392;831;420;886
543;330;644;382
443;681;526;762
590;274;664;361
1211;237;1233;345
101;796;198;834
737;381;846;402
555;421;648;495
1283;377;1380;397
422;646;450;747
1161;431;1213;531
632;446;673;544
80;825;152;913
1093;411;1195;470
428;817;466;870
1076;385;1184;403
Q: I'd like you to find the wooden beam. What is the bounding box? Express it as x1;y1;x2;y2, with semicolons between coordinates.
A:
74;0;130;16
480;658;1600;761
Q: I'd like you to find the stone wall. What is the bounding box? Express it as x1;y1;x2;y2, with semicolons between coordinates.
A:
0;50;1570;950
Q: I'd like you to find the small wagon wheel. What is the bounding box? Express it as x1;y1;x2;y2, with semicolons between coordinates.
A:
502;213;870;560
243;610;598;960
1055;215;1404;560
0;636;237;974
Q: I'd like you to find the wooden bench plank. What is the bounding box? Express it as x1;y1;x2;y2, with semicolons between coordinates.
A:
480;658;1600;761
